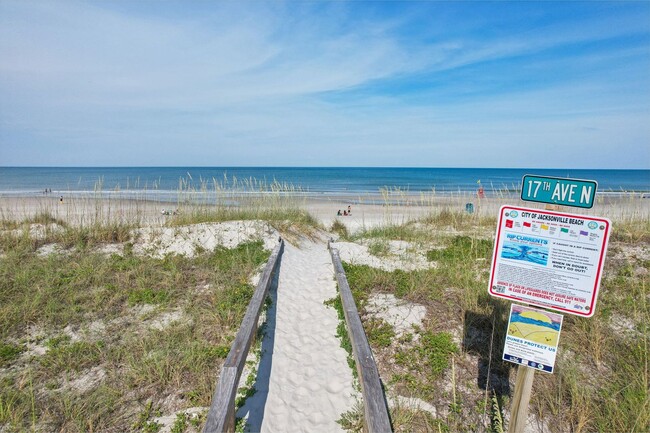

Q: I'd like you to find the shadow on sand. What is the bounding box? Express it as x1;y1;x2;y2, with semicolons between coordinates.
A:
463;297;513;398
235;259;281;431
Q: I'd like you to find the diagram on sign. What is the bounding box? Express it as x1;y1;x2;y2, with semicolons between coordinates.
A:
507;305;561;346
501;237;549;266
503;304;563;373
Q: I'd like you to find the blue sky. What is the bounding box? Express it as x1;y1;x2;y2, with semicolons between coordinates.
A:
1;1;649;168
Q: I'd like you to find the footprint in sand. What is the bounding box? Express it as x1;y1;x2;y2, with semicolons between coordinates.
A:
307;381;321;392
287;371;302;386
326;379;345;394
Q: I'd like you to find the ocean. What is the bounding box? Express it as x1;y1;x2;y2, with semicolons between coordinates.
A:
0;167;648;199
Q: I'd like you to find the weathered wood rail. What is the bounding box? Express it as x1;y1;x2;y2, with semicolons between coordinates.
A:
203;239;284;433
329;244;393;433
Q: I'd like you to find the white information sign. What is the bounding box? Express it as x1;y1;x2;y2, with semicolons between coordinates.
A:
488;205;611;317
503;304;563;373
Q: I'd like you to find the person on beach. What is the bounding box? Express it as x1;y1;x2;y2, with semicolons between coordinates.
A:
343;210;348;216
337;210;342;216
59;196;63;203
476;180;485;199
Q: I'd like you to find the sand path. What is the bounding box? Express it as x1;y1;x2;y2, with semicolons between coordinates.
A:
237;239;356;432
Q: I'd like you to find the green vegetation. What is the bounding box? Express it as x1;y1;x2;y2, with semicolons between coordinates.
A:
0;342;23;367
132;401;163;432
325;294;357;378
2;198;648;432
170;206;319;240
339;213;649;433
345;210;497;243
367;239;390;257
330;219;349;238
532;239;650;432
400;331;458;377
164;178;322;241
349;224;421;242
364;318;395;348
40;340;105;374
0;216;270;432
426;235;493;262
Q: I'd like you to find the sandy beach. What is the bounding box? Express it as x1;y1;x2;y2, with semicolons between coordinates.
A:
2;193;648;232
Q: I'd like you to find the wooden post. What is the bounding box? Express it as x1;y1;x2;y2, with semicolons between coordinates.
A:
203;240;284;433
508;366;535;433
204;367;238;433
545;204;561;211
329;246;392;433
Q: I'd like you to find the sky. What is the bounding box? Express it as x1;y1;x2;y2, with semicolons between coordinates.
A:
1;1;649;168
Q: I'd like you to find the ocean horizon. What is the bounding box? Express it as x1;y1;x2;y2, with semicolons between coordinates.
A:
0;167;648;198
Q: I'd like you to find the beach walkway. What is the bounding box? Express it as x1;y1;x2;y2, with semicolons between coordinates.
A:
236;239;357;432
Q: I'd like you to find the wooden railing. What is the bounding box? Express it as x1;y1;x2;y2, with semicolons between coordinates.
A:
203;239;284;433
329;244;393;433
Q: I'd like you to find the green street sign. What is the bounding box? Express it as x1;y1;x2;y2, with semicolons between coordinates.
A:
521;175;597;209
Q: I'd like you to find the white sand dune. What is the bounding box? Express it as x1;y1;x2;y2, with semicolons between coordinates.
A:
134;220;278;258
366;293;426;337
332;240;434;272
237;239;357;432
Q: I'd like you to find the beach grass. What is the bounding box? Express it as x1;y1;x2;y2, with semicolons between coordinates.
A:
166;175;321;237
337;207;649;433
1;188;648;432
0;218;270;431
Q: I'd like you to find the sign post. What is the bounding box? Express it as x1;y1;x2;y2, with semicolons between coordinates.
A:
488;175;610;433
502;303;565;433
509;366;535;433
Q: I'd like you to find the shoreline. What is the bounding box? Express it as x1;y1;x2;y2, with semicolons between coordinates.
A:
2;194;648;232
2;188;648;198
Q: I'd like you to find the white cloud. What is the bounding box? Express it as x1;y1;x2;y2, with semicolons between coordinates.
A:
0;1;649;168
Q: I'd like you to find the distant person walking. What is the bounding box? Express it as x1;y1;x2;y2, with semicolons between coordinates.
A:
59;196;63;203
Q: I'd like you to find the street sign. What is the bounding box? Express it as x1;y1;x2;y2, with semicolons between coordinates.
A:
521;175;597;209
503;304;563;374
488;205;611;317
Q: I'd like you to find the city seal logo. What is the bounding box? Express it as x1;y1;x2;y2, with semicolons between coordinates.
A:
509;211;518;218
588;221;598;230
